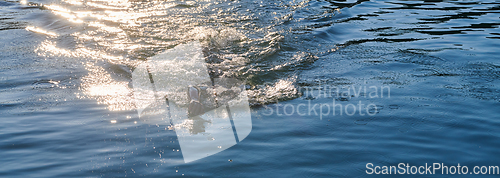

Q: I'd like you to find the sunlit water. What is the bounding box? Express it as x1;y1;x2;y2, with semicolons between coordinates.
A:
1;0;499;177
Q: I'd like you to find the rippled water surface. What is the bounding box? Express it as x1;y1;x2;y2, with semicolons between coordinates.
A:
1;0;499;177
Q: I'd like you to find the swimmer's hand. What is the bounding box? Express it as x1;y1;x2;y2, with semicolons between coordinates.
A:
188;86;204;117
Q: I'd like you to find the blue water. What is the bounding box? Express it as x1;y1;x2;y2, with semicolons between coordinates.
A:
1;0;499;177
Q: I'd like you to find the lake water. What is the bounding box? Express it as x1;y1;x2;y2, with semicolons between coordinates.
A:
1;0;499;177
